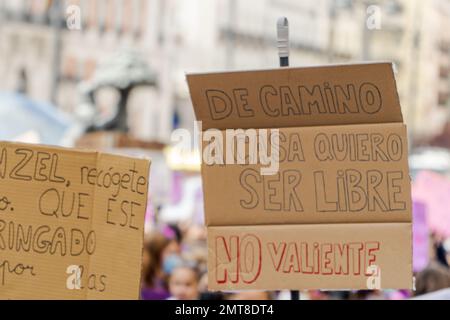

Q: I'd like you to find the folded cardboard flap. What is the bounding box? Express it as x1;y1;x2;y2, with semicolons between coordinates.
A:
207;223;413;291
187;63;403;130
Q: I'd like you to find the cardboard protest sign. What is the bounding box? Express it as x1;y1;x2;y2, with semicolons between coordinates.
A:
187;62;413;290
0;141;151;299
412;201;429;273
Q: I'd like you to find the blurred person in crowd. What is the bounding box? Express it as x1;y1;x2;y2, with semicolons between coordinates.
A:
414;261;450;296
386;290;411;300
183;224;207;242
198;271;209;293
348;290;385;300
307;291;332;300
167;223;183;245
141;226;181;300
182;241;208;274
168;261;201;300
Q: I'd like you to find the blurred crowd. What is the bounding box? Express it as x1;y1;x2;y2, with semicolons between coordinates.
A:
139;222;450;300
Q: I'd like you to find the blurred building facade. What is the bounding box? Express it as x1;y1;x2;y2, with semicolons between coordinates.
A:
0;0;449;144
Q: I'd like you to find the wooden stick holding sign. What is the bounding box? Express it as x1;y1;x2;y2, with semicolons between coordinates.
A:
277;16;299;301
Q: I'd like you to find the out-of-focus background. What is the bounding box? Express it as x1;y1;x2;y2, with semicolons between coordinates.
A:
1;0;450;300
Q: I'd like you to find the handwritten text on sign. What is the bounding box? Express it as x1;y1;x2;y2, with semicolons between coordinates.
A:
188;64;412;290
201;123;409;226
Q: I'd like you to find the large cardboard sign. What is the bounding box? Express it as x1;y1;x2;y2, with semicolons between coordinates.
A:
187;63;413;290
0;142;151;299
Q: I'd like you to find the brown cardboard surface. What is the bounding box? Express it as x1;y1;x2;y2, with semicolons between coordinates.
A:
0;141;151;299
207;223;412;291
187;63;403;130
202;122;411;226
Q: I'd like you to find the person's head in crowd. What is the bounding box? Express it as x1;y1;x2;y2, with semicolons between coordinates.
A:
435;242;449;268
431;233;449;268
168;261;200;300
415;261;450;296
142;230;169;287
167;223;183;244
160;225;182;258
309;291;350;300
141;230;171;300
226;291;273;300
182;242;208;275
308;290;330;300
198;271;209;293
